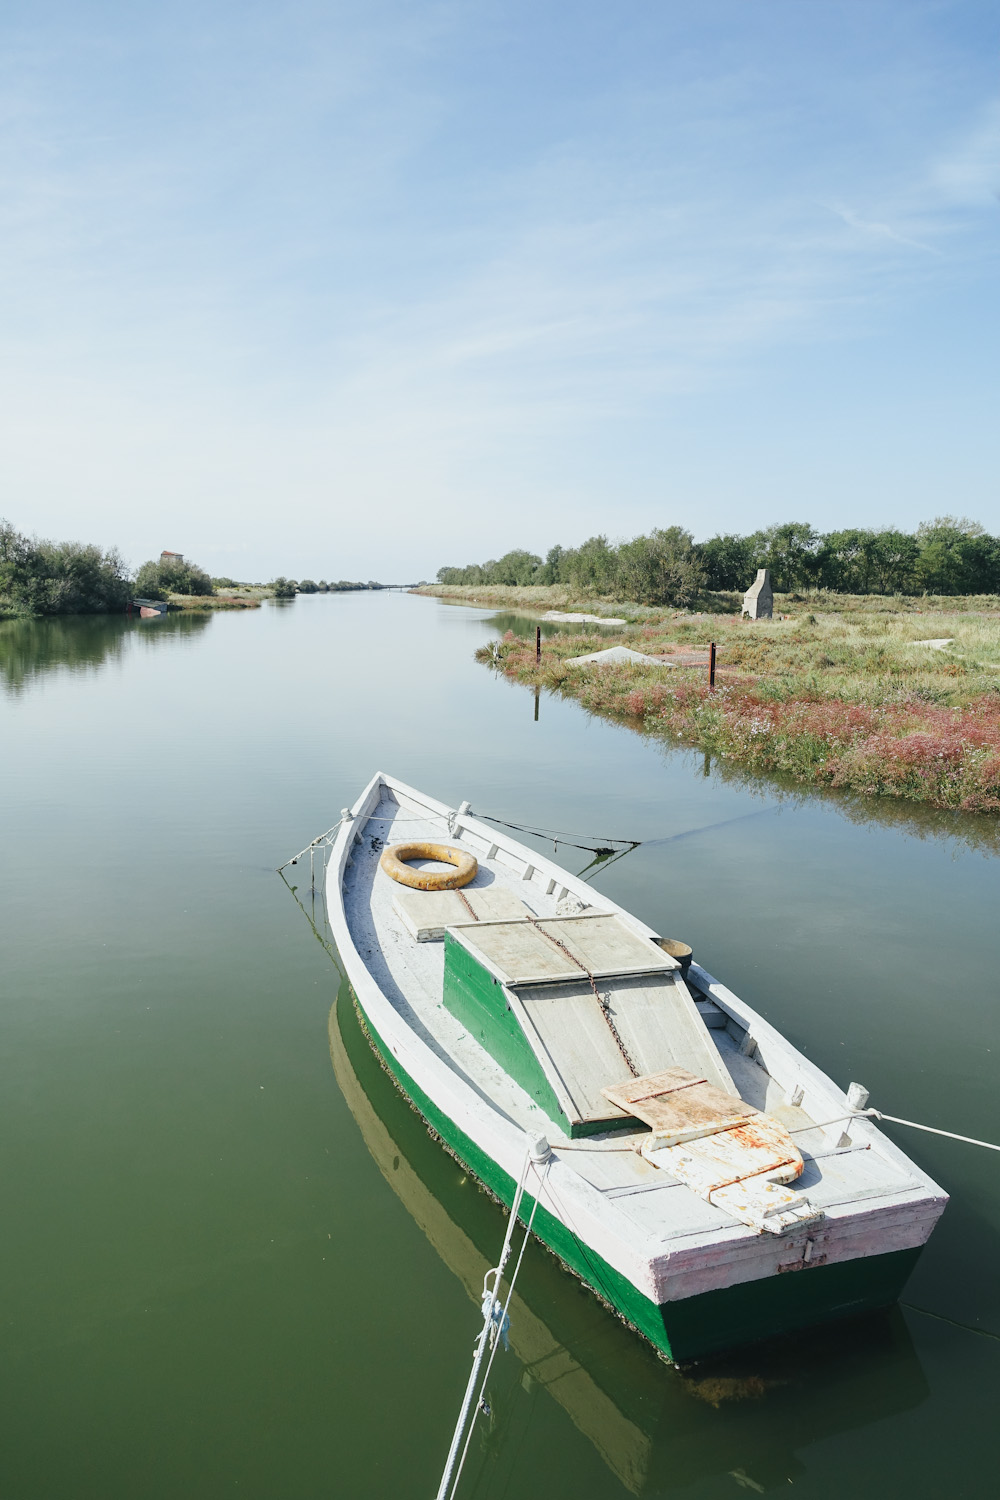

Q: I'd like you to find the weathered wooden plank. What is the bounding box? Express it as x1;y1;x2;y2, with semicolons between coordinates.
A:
513;978;737;1127
390;883;528;941
602;1067;756;1142
535;916;674;978
449;913;674;987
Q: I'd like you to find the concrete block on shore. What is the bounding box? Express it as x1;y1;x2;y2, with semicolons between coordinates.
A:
742;569;773;620
542;610;628;626
565;646;674;667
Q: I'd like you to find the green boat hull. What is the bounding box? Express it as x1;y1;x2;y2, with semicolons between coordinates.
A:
352;995;921;1363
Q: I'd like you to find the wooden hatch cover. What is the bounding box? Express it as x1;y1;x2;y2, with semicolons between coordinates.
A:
602;1067;822;1235
601;1067;757;1146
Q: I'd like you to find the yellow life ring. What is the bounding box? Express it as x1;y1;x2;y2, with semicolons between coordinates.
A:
379;841;478;891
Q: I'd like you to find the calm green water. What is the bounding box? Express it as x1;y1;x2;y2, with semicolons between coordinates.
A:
2;593;998;1499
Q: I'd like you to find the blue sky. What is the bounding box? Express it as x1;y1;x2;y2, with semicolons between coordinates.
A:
1;0;997;580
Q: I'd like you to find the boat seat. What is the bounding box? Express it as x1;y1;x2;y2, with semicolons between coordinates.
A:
390;883;531;941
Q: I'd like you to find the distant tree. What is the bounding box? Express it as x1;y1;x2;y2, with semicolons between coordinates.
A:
616;527;705;606
317;580;329;591
561;535;618;594
535;544;566;585
818;529;919;594
1;519;132;616
697;533;762;591
755;522;822;592
430;516;1000;602
486;549;543;586
212;576;241;588
270;577;297;599
436;563;486;584
816;529;869;593
135;556;213;599
915;517;1000;594
862;530;921;594
297;578;319;593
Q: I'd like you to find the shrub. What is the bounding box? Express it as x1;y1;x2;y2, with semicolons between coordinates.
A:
270;577;297;599
297;579;319;593
135;557;213;598
1;519;131;616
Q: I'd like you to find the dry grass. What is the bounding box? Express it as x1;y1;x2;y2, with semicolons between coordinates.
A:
166;593;261;610
415;581;1000;620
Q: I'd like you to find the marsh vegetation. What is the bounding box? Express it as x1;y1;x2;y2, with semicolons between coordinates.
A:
479;608;1000;812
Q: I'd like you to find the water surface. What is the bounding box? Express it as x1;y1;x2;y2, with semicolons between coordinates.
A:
2;593;997;1497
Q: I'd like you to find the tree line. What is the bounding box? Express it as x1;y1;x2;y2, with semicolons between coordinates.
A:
437;517;1000;606
1;518;382;616
272;578;386;596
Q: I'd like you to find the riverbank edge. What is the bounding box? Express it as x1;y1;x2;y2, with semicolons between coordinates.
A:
475;628;1000;815
164;592;264;610
411;582;1000;618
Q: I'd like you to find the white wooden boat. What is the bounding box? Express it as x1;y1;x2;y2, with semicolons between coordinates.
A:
326;772;947;1363
329;985;932;1492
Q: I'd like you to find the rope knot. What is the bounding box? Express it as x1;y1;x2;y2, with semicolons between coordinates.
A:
480;1289;510;1352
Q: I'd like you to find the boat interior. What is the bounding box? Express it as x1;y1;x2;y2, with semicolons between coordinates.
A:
342;785;927;1243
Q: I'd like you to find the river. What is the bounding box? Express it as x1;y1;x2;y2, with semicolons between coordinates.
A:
2;591;997;1498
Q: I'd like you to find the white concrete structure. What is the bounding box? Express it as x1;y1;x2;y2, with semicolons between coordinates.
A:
564;646;669;667
742;568;773;620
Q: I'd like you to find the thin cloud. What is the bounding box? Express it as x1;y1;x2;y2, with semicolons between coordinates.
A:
823;203;943;256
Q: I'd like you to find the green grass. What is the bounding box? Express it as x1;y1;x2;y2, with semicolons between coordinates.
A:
166;593;262;610
475;607;1000;813
414;581;1000;620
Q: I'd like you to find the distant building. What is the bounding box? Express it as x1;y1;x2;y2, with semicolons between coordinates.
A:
160;550;184;564
742;568;773;620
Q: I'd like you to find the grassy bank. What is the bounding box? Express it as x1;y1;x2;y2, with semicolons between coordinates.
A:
413;582;715;616
413;581;1000;618
477;607;1000;813
165;590;265;611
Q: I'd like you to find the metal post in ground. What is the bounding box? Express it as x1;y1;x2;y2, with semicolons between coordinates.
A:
535;625;541;663
708;641;716;690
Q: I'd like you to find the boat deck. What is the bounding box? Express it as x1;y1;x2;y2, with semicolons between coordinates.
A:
341;789;928;1250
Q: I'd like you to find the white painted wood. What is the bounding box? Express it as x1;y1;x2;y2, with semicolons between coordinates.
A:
511;973;735;1127
447;914;674;988
391;883;528;940
325;774;949;1328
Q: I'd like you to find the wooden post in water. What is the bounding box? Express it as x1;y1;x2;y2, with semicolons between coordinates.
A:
708;641;716;690
535;625;541;663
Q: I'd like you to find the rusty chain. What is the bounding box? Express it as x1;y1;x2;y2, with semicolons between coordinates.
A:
523;913;639;1077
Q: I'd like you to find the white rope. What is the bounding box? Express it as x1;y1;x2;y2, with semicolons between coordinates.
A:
446;1166;546;1498
435;1145;545;1500
552;1139;639;1152
791;1109;1000;1153
862;1108;1000;1153
275;817;345;873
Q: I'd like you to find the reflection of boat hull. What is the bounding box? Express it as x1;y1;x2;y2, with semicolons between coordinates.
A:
329;988;932;1495
327;773;946;1364
329;988;652;1494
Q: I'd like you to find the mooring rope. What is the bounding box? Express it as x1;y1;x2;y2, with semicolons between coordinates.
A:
476;812;640;859
275;816;346;874
435;1141;549;1500
793;1108;1000;1153
447;1165;547;1498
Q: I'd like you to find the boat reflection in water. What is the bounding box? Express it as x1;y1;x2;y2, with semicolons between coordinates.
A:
329;984;931;1495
